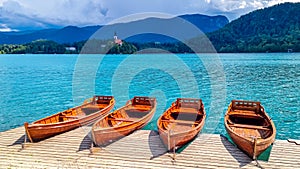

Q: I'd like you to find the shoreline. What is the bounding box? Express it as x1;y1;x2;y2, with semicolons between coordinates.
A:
0;52;299;55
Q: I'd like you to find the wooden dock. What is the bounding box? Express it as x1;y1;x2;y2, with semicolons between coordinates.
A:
0;126;299;169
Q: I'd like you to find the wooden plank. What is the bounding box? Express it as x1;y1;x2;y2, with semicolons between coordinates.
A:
0;127;299;168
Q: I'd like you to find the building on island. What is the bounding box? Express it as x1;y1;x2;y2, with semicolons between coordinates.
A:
65;47;76;51
114;32;123;46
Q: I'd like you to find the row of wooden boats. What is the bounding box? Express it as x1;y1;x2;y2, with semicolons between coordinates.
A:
24;96;276;160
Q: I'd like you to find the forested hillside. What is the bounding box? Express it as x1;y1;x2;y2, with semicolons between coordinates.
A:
208;3;300;52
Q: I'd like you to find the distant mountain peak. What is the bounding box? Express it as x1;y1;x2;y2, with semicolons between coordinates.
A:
0;13;229;44
62;26;80;29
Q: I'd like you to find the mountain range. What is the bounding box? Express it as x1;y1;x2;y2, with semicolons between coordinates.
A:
0;14;229;44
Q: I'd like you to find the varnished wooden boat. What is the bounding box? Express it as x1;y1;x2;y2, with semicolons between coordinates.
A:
92;96;156;146
224;100;276;159
24;96;115;142
157;98;206;151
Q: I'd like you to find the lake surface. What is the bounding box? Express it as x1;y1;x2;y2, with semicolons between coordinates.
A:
0;53;299;140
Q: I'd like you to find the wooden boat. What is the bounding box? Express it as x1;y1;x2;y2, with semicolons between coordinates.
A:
224;100;276;159
24;96;115;142
92;96;156;146
157;98;206;151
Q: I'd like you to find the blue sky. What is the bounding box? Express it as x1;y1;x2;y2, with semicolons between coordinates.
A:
0;0;299;31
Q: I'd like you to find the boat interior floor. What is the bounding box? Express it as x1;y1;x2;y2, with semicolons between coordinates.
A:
125;109;150;118
169;112;203;122
161;118;200;133
165;123;194;133
81;106;105;115
107;116;141;127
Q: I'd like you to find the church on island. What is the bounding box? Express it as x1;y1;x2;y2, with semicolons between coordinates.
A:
114;32;123;46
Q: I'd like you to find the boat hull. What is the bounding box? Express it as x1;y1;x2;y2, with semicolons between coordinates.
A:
157;98;206;151
92;110;154;146
225;127;275;158
25;96;115;142
224;100;276;159
92;96;156;146
158;122;204;150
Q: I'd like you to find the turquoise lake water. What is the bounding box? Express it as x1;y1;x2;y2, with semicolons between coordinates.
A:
0;53;299;140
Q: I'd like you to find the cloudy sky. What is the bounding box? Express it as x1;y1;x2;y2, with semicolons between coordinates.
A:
0;0;299;31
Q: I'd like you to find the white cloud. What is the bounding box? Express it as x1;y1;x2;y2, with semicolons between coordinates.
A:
14;0;108;25
204;0;300;20
239;1;247;9
0;24;17;32
1;0;28;15
266;0;300;6
249;1;265;8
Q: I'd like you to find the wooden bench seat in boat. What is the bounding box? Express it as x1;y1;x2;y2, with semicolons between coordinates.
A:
161;119;200;125
173;108;198;113
229;123;270;130
60;115;79;119
230;111;264;118
108;118;135;122
127;106;150;111
82;105;103;110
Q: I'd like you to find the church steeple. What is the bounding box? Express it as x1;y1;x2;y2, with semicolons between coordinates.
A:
114;32;118;40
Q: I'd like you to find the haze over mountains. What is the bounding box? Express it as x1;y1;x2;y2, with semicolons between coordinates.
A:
0;14;229;44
